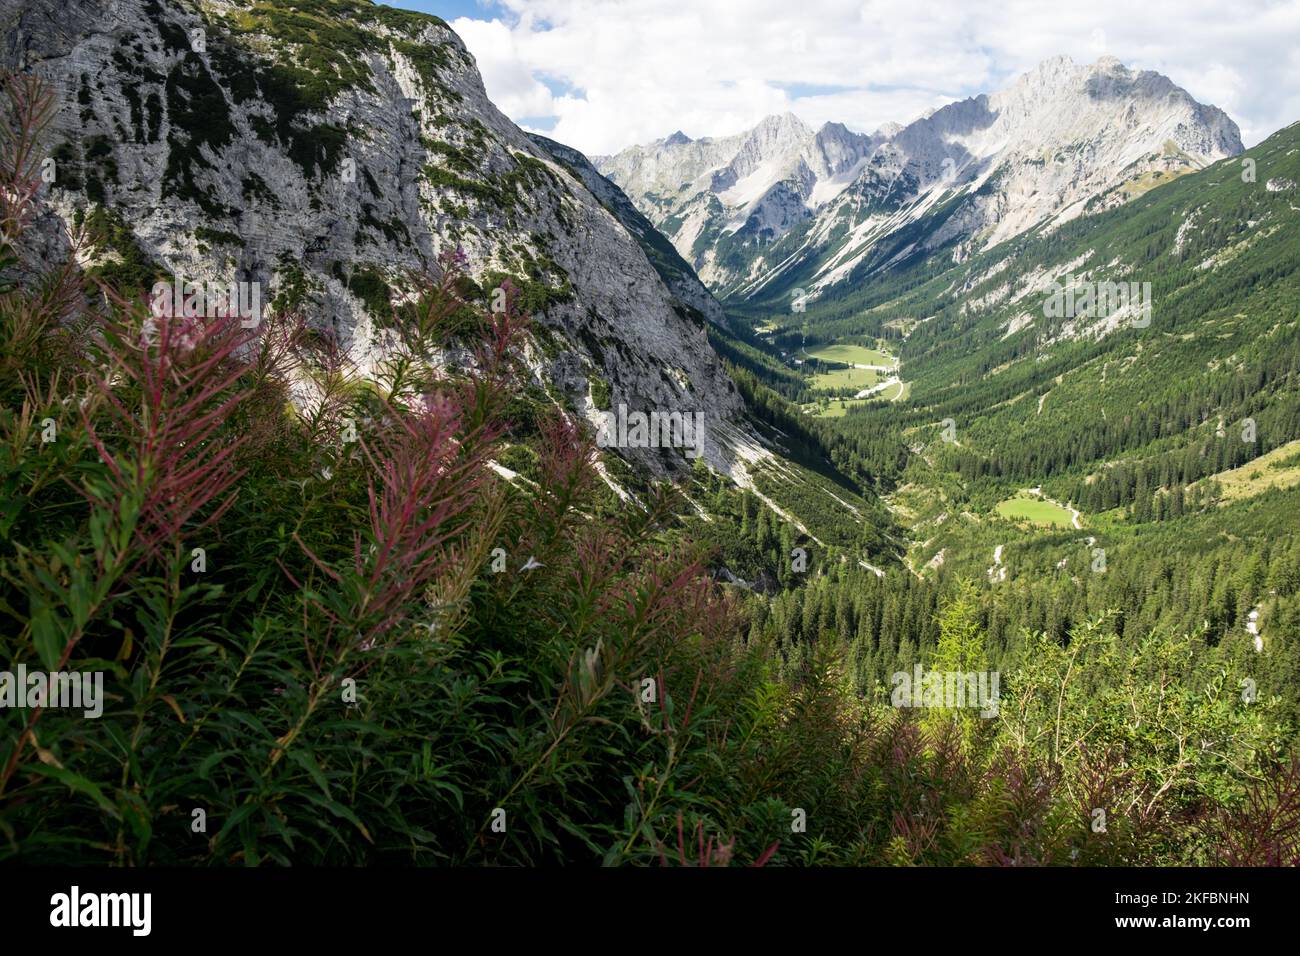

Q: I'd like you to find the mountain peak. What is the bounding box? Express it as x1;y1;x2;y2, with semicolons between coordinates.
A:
1015;53;1139;90
1016;53;1081;86
599;53;1244;296
663;130;692;146
755;111;811;134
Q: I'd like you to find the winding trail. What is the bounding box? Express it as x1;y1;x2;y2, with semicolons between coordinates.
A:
853;376;901;399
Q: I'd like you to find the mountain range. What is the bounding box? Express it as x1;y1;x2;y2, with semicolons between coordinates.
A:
596;55;1244;305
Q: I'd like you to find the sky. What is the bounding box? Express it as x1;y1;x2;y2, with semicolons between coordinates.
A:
395;0;1300;155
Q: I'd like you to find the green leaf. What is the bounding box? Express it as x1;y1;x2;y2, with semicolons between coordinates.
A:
197;749;238;781
213;803;260;848
288;748;330;794
299;791;373;843
28;764;120;818
30;606;65;670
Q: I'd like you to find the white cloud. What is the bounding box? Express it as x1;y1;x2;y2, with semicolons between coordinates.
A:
450;17;556;119
449;0;1300;154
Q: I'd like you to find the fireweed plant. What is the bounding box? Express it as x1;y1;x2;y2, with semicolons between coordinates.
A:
1;72;1297;866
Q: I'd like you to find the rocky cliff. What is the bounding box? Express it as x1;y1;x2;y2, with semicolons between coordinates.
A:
1;0;746;476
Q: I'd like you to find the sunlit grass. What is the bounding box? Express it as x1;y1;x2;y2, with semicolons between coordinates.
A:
994;493;1075;527
806;343;895;367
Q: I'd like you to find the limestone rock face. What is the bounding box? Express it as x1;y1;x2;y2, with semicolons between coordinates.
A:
528;132;730;331
1;0;745;476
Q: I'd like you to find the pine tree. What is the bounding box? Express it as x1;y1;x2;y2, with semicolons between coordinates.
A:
925;580;990;739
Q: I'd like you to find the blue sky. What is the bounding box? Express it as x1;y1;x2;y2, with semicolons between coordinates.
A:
397;1;504;19
385;0;1300;155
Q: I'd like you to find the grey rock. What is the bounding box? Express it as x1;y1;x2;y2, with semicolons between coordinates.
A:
2;0;748;478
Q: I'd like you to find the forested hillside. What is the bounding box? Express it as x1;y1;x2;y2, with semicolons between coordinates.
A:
711;123;1300;687
678;121;1300;859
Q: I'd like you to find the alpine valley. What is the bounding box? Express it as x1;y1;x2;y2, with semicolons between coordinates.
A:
1;0;1297;868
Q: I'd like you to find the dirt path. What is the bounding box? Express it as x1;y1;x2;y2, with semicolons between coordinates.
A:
853;376;900;399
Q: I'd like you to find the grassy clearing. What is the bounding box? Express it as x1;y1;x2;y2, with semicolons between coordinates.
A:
806;398;873;418
811;366;882;392
1201;439;1300;502
994;494;1076;527
1117;167;1193;200
806;343;895;367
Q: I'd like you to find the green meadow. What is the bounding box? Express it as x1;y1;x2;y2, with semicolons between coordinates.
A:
806;343;896;367
811;366;883;392
994;494;1076;527
807;398;872;418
